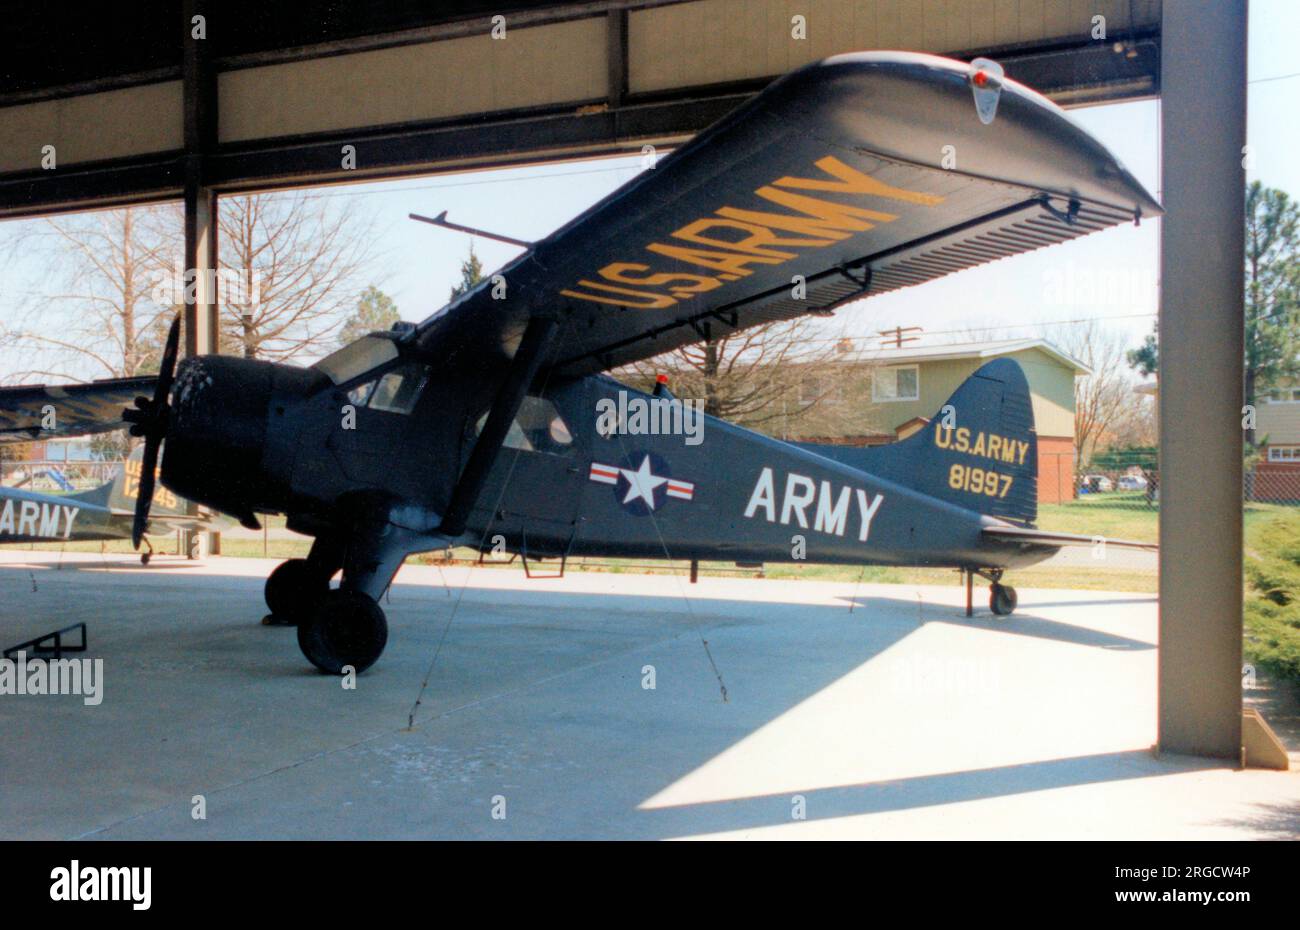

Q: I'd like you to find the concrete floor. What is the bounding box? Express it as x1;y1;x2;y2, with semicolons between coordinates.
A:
0;550;1295;840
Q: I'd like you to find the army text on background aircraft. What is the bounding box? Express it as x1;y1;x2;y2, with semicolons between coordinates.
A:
0;444;222;562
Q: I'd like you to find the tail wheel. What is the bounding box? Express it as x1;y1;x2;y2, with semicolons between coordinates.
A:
990;583;1018;616
264;558;328;623
297;589;388;675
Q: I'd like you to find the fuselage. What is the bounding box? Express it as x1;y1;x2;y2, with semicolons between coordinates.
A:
159;352;1057;572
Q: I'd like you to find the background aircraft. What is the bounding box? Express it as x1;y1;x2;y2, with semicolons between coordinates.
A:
0;52;1161;674
0;444;222;562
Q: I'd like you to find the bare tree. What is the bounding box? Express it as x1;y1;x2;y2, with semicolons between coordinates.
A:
619;316;855;432
1104;393;1157;448
217;191;378;361
1059;320;1135;464
0;205;180;382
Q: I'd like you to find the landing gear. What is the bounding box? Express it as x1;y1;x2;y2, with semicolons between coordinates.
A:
968;568;1018;617
284;524;421;674
989;582;1018;616
263;558;329;625
297;589;388;675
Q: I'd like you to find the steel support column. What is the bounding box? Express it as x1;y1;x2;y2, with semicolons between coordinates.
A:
1157;0;1248;759
182;0;219;358
182;0;220;554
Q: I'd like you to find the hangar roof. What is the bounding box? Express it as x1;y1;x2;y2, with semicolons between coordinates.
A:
859;339;1092;375
0;1;1163;218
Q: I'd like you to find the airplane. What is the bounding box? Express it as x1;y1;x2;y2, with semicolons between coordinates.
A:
0;52;1161;675
0;444;223;562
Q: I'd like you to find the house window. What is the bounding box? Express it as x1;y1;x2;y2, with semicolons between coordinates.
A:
1268;446;1300;462
1266;389;1300;404
795;377;826;405
872;365;919;402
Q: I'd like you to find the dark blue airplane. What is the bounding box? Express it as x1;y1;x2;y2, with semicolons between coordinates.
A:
0;53;1160;674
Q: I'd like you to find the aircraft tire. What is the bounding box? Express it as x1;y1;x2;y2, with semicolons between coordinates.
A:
990;583;1017;616
264;558;328;622
297;590;388;675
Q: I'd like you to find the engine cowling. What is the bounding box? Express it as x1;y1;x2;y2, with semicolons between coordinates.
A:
161;356;322;520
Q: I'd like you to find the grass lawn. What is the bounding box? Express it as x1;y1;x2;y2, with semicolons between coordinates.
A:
17;494;1293;594
15;495;1164;594
1037;490;1294;546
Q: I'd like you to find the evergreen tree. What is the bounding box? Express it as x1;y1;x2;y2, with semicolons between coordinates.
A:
336;285;399;348
449;244;485;300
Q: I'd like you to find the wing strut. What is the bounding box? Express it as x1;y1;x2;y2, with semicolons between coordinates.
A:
437;316;559;538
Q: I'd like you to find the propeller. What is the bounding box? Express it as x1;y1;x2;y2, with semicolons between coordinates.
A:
122;315;182;549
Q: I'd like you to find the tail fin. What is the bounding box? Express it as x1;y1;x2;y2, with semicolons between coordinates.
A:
61;448;137;511
66;444;189;516
798;358;1039;525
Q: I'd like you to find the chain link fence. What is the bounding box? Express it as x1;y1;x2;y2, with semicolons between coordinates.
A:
0;460;121;493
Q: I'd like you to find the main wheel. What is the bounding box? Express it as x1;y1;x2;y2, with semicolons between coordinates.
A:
264;558;328;623
297;589;388;675
990;583;1018;616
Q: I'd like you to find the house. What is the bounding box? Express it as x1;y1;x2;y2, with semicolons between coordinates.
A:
777;339;1089;505
1254;383;1300;501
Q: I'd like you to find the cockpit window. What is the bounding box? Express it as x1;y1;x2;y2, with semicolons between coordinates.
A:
475;395;573;456
347;380;376;406
367;362;429;414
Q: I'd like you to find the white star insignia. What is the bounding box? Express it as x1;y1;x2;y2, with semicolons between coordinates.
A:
620;455;668;510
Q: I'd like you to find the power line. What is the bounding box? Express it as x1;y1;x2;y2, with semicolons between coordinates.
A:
1249;71;1300;85
248;162;647;204
778;311;1158;348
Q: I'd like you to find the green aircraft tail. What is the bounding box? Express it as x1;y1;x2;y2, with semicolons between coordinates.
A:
64;444;189;517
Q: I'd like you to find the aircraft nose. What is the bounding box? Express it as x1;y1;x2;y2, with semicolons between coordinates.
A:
163;355;276;516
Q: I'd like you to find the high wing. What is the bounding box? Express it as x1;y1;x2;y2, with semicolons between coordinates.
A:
405;51;1162;378
0;376;153;444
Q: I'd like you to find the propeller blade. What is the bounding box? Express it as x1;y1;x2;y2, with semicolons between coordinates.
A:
131;437;160;549
129;314;182;550
153;315;181;406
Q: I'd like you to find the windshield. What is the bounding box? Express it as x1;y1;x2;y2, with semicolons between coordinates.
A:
313;335;399;385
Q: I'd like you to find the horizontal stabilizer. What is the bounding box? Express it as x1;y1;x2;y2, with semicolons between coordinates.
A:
982;525;1157;552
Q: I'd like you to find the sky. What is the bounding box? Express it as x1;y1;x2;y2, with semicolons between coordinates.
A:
1;0;1296;380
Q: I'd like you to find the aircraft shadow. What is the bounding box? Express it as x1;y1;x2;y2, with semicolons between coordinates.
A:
838;593;1155;651
1025;597;1158;609
0;557;197;572
628;749;1205;839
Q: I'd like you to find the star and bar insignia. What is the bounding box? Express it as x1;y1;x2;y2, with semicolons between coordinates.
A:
589;453;694;514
